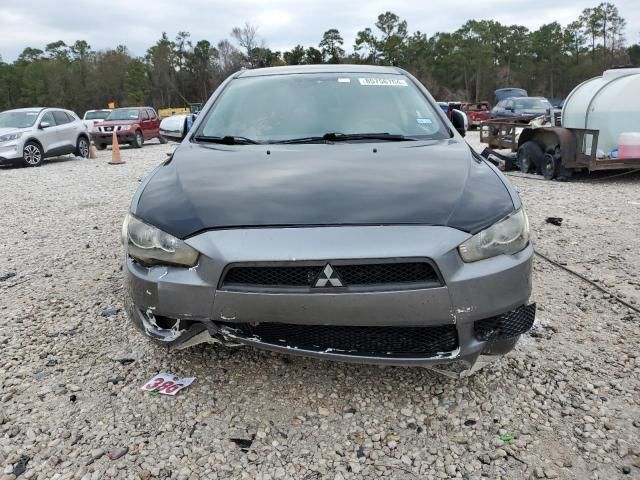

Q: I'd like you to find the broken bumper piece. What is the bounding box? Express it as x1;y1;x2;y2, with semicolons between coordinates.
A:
126;297;535;368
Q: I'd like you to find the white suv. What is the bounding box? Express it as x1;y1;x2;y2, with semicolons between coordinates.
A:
0;107;91;167
82;109;112;131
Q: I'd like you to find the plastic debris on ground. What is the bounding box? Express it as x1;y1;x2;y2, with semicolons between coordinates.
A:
425;355;498;379
545;217;563;226
499;434;515;443
230;435;255;452
13;455;30;476
141;372;195;396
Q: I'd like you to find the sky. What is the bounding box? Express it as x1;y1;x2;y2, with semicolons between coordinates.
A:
0;0;638;61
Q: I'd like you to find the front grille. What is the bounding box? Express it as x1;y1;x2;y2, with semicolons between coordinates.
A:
221;261;441;289
474;304;536;341
223;265;322;287
336;262;438;286
217;322;458;358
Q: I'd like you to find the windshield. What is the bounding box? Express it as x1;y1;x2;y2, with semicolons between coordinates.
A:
514;98;551;111
85;110;111;120
0;111;39;129
106;109;140;121
196;73;449;143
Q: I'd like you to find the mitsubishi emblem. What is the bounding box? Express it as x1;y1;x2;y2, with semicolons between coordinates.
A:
314;264;343;287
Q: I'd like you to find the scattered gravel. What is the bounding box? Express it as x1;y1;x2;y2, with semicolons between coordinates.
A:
1;136;639;479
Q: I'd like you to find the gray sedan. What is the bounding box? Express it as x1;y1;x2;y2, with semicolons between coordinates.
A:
122;65;534;368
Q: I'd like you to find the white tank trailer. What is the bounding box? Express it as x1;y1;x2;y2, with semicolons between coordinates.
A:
515;67;640;180
563;67;640;155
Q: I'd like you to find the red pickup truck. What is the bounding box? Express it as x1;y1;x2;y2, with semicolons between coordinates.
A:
90;107;166;149
461;102;491;130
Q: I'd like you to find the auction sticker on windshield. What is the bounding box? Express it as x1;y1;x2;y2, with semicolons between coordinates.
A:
358;78;408;87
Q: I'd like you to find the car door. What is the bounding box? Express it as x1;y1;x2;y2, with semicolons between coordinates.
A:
491;101;504;118
147;109;160;138
505;100;515;117
52;110;76;152
138;109;151;139
37;111;60;154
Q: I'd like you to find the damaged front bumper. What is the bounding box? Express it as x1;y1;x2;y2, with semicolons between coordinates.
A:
124;225;535;368
126;294;535;369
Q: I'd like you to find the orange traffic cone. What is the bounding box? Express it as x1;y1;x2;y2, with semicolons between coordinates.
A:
108;131;125;165
89;141;97;159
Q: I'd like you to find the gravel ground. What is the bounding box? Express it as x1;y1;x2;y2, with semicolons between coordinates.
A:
1;135;639;480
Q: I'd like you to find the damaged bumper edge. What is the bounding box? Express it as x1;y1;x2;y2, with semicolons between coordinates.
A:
127;299;536;369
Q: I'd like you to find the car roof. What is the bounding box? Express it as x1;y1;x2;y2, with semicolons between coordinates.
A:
112;106;153;110
237;64;403;78
3;107;45;113
510;96;547;100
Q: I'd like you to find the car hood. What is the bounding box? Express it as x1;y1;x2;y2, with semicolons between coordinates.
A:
0;127;29;135
516;110;546;116
134;140;515;239
100;119;137;126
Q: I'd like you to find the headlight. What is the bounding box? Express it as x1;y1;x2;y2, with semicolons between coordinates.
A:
122;214;199;267
0;132;23;143
120;125;131;131
458;209;529;262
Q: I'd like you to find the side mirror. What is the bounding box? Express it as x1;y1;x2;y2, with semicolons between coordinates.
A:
39;121;51;129
159;114;194;142
505;106;514;112
451;109;467;137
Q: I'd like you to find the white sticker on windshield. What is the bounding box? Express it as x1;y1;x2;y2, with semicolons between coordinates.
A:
416;118;433;124
358;78;408;87
338;78;351;83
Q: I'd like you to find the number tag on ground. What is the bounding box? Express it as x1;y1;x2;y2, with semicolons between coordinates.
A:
141;372;195;396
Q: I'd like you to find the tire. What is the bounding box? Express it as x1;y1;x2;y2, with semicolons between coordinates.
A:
22;141;44;167
132;130;144;149
95;143;106;151
550;145;573;181
504;156;517;171
517;141;543;173
159;135;168;144
542;152;557;180
75;136;90;158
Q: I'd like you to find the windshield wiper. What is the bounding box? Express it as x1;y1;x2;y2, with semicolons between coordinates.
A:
274;132;418;144
193;135;260;145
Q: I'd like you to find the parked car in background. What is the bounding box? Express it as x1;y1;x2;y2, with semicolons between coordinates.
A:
437;101;462;114
91;107;165;149
0;107;90;167
82;109;111;131
490;97;552;120
494;88;528;104
462;101;491;129
548;98;565;109
122;65;533;369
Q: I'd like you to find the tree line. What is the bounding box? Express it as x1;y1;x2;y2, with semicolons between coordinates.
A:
0;2;637;116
